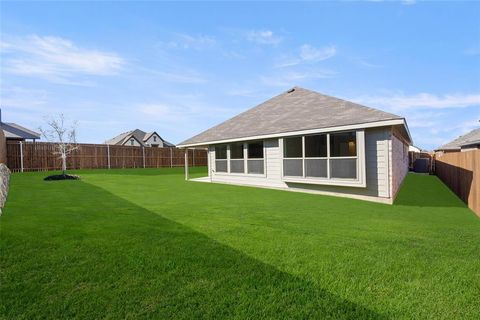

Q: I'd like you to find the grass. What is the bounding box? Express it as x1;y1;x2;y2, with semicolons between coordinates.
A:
1;167;479;319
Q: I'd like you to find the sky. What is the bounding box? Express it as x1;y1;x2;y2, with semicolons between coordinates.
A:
1;1;479;150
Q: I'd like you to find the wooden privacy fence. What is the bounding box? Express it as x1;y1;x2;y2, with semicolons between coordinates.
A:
6;141;207;172
435;150;479;216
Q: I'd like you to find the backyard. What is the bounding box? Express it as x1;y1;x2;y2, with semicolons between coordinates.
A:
1;167;479;319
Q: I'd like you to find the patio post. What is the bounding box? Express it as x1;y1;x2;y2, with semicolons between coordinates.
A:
184;148;189;180
19;141;24;173
107;144;111;169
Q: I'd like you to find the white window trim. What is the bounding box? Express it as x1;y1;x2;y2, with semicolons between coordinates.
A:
281;130;366;188
213;145;228;173
214;141;267;177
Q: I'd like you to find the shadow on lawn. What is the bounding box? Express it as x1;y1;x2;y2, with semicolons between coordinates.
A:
394;173;467;208
74;167;207;176
2;180;384;319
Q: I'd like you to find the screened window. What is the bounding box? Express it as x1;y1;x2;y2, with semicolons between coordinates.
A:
284;137;302;158
283;136;303;177
215;145;227;172
230;143;244;173
248;142;264;158
329;132;357;179
230;143;244;159
282;131;360;181
247;141;264;174
305;135;327;157
330;132;356;157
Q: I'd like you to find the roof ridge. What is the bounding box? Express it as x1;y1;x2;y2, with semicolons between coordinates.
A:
179;86;407;146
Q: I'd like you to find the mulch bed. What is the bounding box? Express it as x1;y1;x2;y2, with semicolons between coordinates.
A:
44;174;81;181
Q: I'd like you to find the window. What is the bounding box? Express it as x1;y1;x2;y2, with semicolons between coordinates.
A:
230;143;244;173
130;139;134;146
329;132;357;179
153;136;157;142
282;131;361;182
305;134;327;178
283;137;303;177
215;145;227;172
330;132;356;157
247;141;264;174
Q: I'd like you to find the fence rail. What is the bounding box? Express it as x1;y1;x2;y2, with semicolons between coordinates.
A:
6;141;206;172
435;150;479;216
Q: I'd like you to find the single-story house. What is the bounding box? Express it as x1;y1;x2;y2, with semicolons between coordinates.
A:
178;87;412;204
435;128;480;154
106;129;175;148
0;121;41;142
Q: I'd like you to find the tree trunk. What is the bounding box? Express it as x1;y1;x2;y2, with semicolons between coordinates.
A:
61;154;67;176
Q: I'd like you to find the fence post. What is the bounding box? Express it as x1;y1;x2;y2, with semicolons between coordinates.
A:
193;149;195;167
185;148;189;180
170;147;173;168
107;144;111;169
142;146;146;168
19;141;24;172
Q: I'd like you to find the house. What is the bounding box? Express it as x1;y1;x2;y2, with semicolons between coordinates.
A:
435;128;480;154
178;87;412;204
106;129;175;147
0;112;41;142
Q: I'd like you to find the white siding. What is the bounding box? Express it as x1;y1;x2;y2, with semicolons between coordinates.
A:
144;134;163;147
124;138;141;147
205;128;396;204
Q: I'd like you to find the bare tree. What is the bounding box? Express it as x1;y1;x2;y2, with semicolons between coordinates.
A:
39;114;78;176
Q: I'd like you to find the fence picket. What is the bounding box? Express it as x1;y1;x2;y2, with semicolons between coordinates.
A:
6;141;207;172
436;150;480;216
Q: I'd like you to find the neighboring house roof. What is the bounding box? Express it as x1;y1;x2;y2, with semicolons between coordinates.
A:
0;122;41;140
105;129;175;147
179;86;410;147
436;128;480;151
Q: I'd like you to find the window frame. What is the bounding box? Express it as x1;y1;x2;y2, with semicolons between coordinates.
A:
213;141;266;177
280;130;366;188
214;144;228;173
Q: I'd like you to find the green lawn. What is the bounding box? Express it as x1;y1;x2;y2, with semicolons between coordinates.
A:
1;168;479;319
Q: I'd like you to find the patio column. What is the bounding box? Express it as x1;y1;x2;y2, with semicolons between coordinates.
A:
184;148;189;180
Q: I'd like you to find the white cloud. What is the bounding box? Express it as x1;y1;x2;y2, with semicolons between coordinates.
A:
402;0;416;5
353;93;480;112
351;92;480;150
299;44;336;62
245;30;282;45
159;33;216;50
1;35;124;82
275;44;337;68
145;69;207;84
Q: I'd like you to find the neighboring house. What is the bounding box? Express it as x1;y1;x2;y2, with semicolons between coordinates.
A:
179;87;412;204
0;121;41;142
106;129;175;147
435;128;480;154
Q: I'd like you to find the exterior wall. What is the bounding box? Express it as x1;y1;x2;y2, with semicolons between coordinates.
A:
0;129;6;164
206;127;398;203
390;131;409;199
123;138;141;147
145;134;164;147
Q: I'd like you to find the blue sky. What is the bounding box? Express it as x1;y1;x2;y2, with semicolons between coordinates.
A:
1;1;479;150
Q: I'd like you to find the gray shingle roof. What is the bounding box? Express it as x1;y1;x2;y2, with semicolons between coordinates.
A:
179;87;404;146
106;129;175;147
436;128;480;151
0;122;41;139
